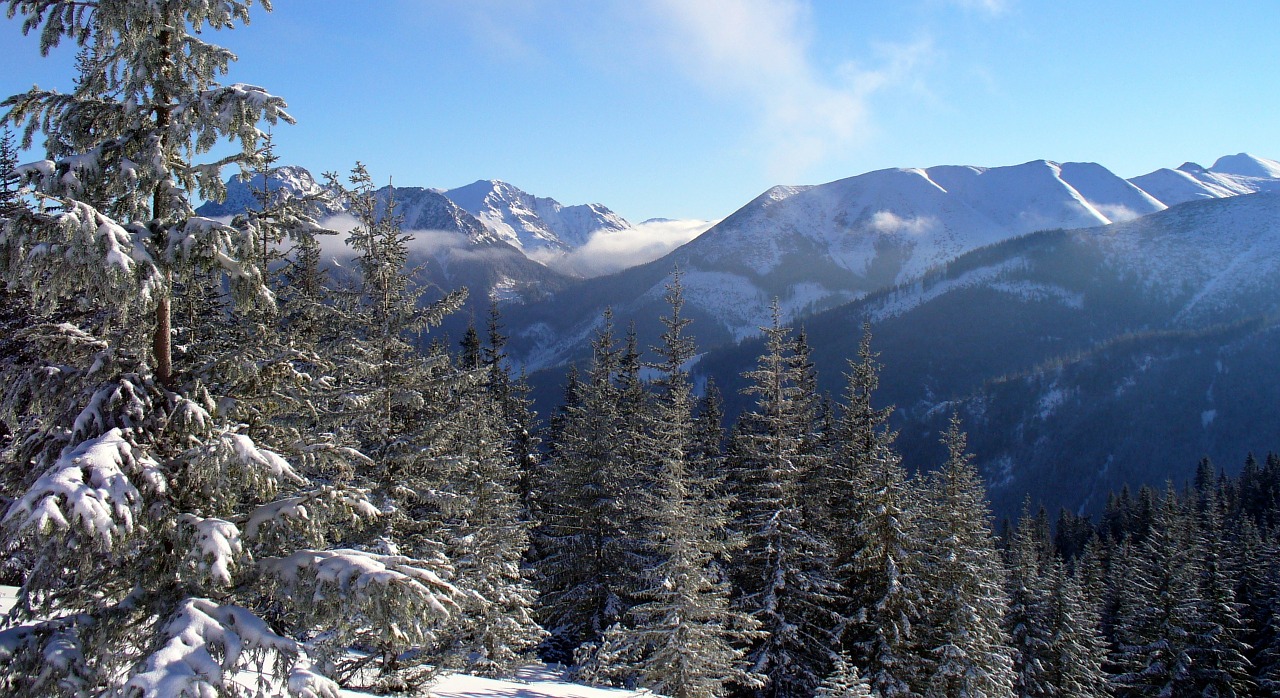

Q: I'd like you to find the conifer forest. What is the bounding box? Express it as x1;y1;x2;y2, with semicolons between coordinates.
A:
2;2;1279;697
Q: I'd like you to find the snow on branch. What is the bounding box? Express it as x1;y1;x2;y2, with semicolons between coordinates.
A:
184;430;304;505
1;197;162;316
3;428;162;550
262;549;458;647
244;486;380;549
178;514;244;588
71;377;155;444
166;216;275;309
124;598;338;698
0;614;94;695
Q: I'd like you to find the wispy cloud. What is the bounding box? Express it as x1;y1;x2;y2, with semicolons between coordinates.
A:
642;0;933;178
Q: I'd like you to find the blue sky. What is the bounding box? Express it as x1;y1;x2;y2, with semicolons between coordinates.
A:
2;1;1278;222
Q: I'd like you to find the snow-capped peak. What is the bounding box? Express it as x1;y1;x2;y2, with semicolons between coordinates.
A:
1210;153;1280;180
1130;154;1280;208
196;165;335;217
443;180;631;253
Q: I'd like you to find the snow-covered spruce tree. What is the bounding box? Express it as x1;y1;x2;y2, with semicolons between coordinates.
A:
814;652;875;698
822;324;928;698
430;373;545;677
1003;508;1055;698
610;273;764;698
306;164;470;688
480;302;543;535
1238;521;1280;693
0;3;456;695
917;415;1014;698
0;128;19;218
729;300;842;698
1045;557;1110;697
536;310;649;663
1109;490;1199;698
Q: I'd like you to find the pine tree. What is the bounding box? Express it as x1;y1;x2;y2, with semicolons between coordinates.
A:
480;302;542;544
433;381;546;677
1187;488;1252;696
0;3;455;695
613;272;764;698
1004;506;1109;698
0;127;20;218
1004;508;1056;698
1238;521;1280;693
1109;490;1199;698
826;324;928;698
917;415;1014;698
814;652;875;698
729;301;842;698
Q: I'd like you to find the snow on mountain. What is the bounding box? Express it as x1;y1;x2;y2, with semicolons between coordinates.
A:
1210;152;1280;179
1057;161;1167;222
1086;191;1280;325
856;191;1280;329
1128;153;1280;207
196;168;576;309
505;159;1180;370
444;179;632;254
682;191;1280;521
378;186;499;244
665;159;1163;333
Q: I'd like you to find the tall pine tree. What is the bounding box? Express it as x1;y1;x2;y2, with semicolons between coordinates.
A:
613;272;764;698
917;415;1014;698
729;301;841;698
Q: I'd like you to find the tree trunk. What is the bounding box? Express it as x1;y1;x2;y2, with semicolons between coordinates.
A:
154;294;172;386
153;25;173;387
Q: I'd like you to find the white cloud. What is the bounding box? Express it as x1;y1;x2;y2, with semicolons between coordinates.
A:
642;0;933;178
534;218;717;278
1093;203;1142;223
868;210;938;235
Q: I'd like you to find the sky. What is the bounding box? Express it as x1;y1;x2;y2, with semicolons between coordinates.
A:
2;1;1278;223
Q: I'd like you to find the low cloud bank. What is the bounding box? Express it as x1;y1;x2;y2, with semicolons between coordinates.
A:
315;214;510;262
534;218;717;278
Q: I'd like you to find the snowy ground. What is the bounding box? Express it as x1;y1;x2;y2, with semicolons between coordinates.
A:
421;665;654;698
0;586;648;698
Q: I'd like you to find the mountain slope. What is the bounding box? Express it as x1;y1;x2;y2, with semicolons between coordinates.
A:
688;192;1280;519
195;165;340;218
196;170;577;338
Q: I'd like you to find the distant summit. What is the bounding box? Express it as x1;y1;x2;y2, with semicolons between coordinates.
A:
195;165;338;218
1128;153;1280;207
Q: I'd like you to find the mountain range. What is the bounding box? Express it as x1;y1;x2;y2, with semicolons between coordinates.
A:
500;154;1280;372
198;153;1280;517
